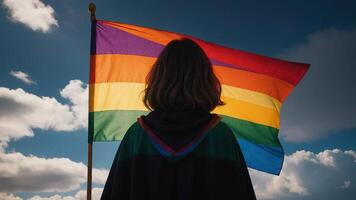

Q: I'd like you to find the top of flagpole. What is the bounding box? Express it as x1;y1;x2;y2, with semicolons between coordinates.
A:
88;3;96;21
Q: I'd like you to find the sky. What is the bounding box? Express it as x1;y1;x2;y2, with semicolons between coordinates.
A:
0;0;355;199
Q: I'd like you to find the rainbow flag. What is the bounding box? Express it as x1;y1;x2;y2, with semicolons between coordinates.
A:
89;20;309;175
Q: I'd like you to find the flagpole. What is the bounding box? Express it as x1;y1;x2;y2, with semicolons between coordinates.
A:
87;143;93;200
87;3;96;200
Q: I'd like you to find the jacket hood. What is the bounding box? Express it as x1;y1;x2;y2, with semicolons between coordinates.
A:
138;110;221;161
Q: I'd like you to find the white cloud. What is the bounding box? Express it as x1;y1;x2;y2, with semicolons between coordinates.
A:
250;149;356;200
0;79;103;195
0;151;108;193
0;193;22;200
28;188;103;200
278;28;356;142
0;188;104;200
10;70;36;85
0;149;354;200
0;80;88;150
2;0;58;33
59;80;88;129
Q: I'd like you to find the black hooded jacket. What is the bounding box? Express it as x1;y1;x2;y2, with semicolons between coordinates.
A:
101;110;256;200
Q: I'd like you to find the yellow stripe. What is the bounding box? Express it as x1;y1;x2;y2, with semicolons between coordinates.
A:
89;82;148;112
89;83;282;111
89;82;280;128
221;85;281;112
213;96;280;128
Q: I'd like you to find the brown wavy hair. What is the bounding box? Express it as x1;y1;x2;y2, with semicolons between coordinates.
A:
143;37;224;112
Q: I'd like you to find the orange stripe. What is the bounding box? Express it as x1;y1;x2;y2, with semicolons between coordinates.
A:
90;54;293;102
214;67;293;102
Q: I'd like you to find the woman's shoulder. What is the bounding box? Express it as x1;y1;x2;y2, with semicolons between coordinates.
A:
189;119;239;160
207;119;235;139
122;117;234;144
120;120;152;147
122;121;141;137
117;116;238;162
114;121;158;163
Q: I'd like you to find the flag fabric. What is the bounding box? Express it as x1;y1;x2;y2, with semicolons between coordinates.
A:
89;20;309;175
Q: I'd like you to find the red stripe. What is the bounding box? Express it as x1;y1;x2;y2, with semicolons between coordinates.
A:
186;37;310;85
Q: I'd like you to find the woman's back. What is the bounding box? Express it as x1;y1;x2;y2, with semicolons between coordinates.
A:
101;110;256;200
101;38;256;199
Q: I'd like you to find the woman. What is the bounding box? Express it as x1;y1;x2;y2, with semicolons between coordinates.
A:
101;38;256;200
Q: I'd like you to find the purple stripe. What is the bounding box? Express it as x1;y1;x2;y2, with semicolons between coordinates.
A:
94;21;164;56
93;21;237;68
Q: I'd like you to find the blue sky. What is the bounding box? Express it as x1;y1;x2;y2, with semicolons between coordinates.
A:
0;0;355;199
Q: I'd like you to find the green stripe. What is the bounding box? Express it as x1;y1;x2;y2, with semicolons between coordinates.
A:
89;110;281;147
89;110;148;142
221;115;281;147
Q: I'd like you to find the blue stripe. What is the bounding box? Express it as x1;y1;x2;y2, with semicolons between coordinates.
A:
237;138;284;175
